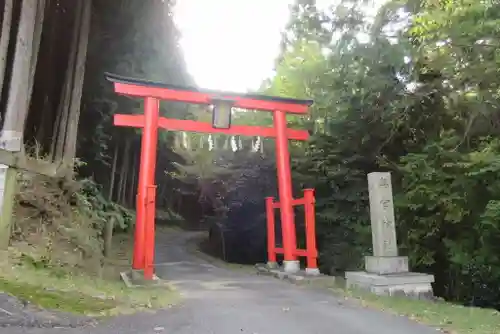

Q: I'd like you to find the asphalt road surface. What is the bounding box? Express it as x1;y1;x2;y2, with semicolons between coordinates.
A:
3;230;437;334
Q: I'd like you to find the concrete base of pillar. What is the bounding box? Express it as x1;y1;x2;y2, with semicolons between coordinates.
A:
283;260;300;273
266;261;278;269
120;269;168;288
305;268;320;276
345;271;435;300
255;263;328;286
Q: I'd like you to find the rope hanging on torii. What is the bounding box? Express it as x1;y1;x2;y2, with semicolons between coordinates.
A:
175;132;264;153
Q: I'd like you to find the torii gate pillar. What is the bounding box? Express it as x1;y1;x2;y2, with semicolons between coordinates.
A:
273;109;298;272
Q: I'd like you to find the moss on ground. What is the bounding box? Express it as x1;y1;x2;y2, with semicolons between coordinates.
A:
337;287;500;334
0;173;179;317
0;278;115;315
0;232;179;316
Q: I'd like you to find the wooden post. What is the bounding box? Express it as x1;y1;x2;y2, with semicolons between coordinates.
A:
0;166;16;248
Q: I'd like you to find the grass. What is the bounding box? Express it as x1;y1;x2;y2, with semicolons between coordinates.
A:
337;286;500;334
0;278;116;315
0;232;179;316
319;277;500;334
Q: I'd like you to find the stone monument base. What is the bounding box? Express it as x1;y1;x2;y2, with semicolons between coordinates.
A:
345;271;434;300
365;256;409;274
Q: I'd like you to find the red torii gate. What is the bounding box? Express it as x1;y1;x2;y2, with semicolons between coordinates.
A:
106;73;317;279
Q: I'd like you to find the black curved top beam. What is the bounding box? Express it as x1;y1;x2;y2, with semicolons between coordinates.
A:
104;72;314;106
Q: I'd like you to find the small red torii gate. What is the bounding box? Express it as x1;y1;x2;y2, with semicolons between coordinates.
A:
106;73;318;279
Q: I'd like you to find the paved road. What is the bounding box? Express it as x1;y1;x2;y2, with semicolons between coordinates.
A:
4;230;437;334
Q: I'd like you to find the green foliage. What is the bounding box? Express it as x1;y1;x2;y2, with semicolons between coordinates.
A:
264;0;500;308
78;0;193;216
77;179;134;231
397;134;500;306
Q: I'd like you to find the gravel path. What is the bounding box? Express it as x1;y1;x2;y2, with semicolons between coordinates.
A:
0;293;93;329
2;229;437;334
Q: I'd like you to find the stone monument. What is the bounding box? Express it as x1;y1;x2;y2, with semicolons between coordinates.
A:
345;172;434;299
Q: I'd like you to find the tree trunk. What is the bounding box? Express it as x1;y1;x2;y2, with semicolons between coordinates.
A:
120;154;130;205
63;0;91;167
104;145;118;258
166;185;174;210
51;0;83;161
176;194;182;214
0;0;13;99
0;0;38;152
20;0;46;156
158;184;167;209
26;0;45;106
116;139;130;205
107;145;118;201
128;152;137;207
35;0;58;146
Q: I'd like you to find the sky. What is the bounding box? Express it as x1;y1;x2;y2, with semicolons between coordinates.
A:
173;0;336;92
